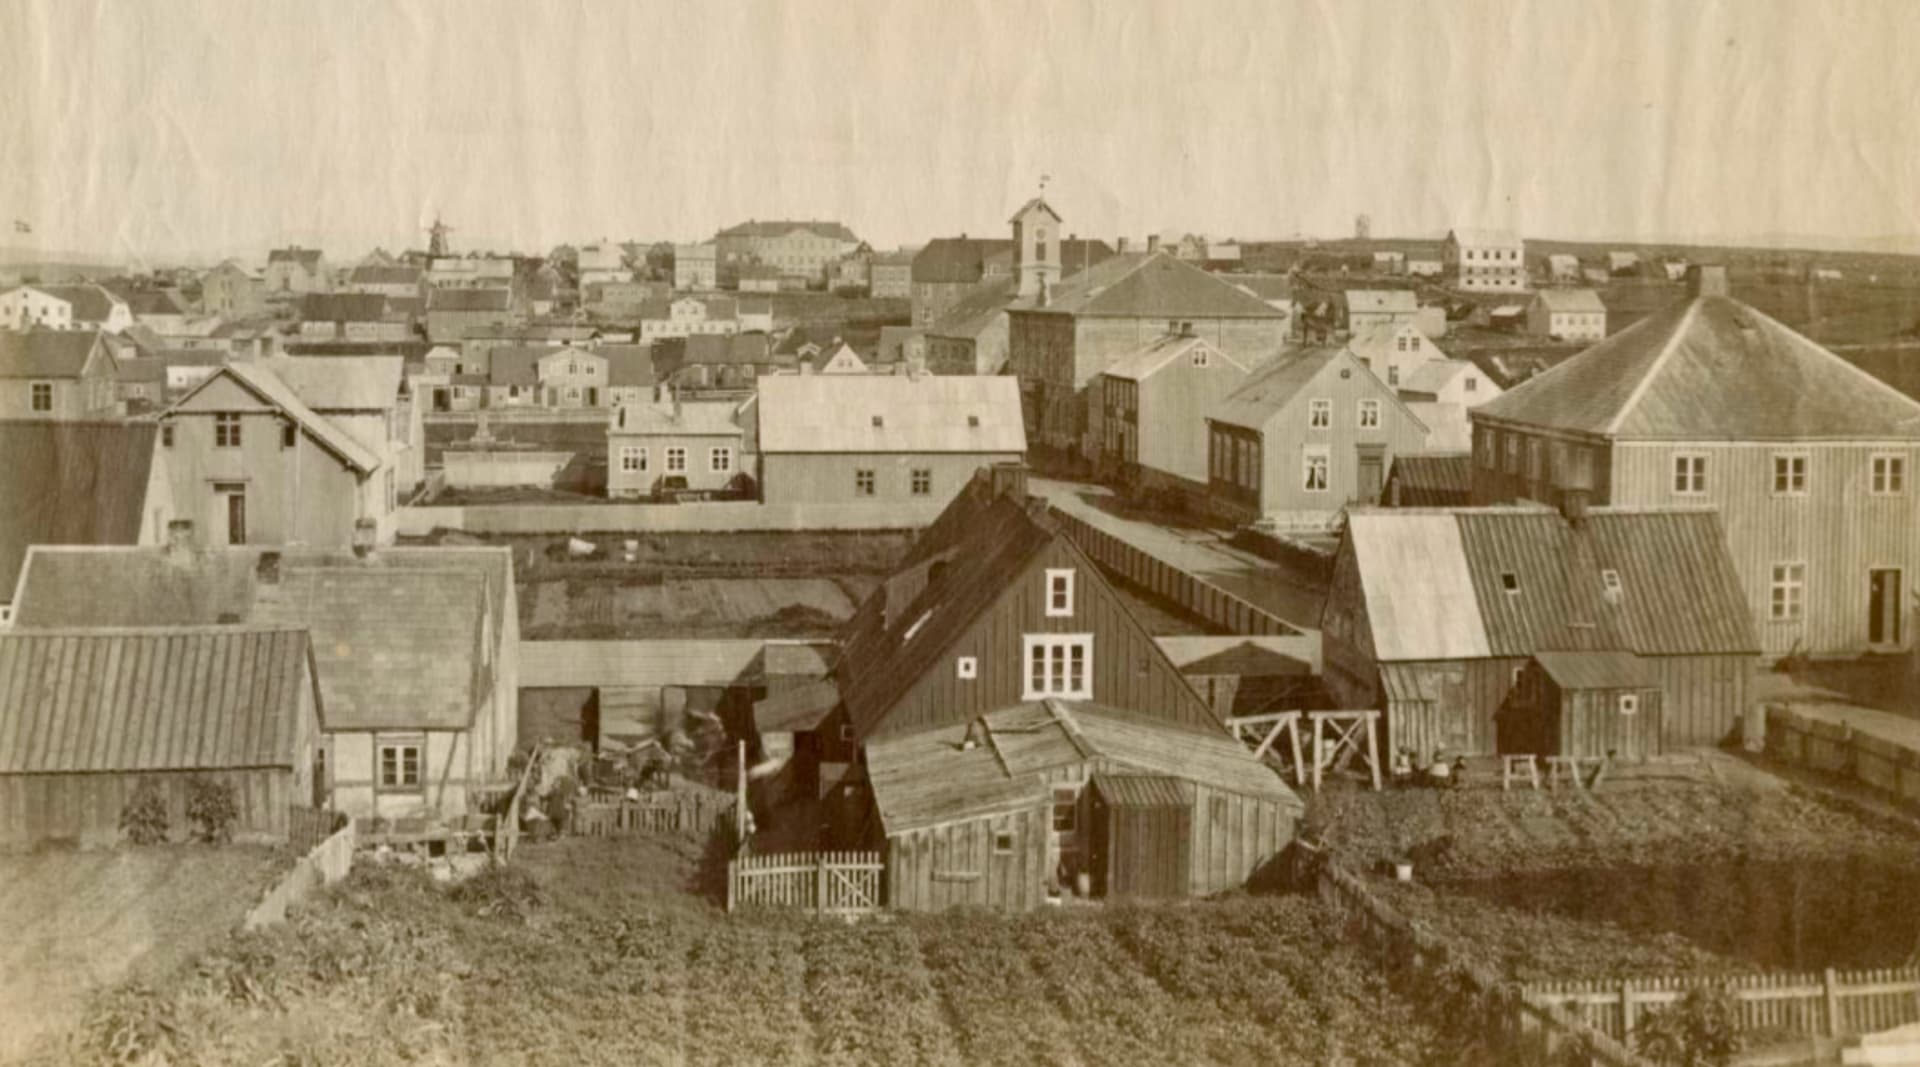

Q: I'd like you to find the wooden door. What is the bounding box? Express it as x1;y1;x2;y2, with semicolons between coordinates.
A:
1869;569;1903;646
1355;446;1386;505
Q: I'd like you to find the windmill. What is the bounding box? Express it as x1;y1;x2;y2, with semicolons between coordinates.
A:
426;217;453;258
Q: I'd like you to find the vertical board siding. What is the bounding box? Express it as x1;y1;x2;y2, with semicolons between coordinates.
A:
887;802;1046;912
0;768;294;849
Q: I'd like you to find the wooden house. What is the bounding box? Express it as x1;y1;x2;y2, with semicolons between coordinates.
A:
799;465;1300;909
1205;346;1430;529
1319;501;1759;762
0;329;120;419
0;626;322;849
1471;265;1920;657
1092;333;1251;499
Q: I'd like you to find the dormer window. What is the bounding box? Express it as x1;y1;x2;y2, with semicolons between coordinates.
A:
1500;572;1520;594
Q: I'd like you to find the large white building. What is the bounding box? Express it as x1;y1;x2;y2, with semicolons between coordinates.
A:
1443;229;1528;292
0;284;133;333
674;243;718;291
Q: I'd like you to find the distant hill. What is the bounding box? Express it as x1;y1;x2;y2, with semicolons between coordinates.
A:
0;245;125;282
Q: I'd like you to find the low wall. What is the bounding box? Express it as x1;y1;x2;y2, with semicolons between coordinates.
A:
1765;703;1920;807
398;498;947;536
241;819;356;931
442;450;574;489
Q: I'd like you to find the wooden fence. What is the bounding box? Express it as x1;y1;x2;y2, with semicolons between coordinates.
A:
1764;704;1920;806
1526;967;1920;1046
287;805;345;854
242;818;357;931
1050;509;1299;637
1315;859;1651;1066
573;788;731;838
727;851;884;915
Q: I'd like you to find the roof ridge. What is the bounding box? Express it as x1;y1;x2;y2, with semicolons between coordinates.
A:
1602;297;1701;436
2;623;311;638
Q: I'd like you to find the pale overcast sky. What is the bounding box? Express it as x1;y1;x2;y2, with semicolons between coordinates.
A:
3;0;1917;262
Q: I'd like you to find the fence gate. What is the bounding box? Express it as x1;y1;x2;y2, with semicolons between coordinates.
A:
727;851;884;915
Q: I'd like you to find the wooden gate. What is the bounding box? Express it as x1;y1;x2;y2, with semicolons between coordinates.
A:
727;851;884;915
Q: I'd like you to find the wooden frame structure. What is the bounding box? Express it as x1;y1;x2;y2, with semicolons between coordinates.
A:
1226;709;1382;792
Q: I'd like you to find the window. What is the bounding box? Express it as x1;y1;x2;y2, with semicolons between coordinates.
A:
1504;434;1521;474
160;423;174;448
854;469;875;495
378;742;423;789
1770;563;1805;620
1022;634;1091;700
967;414;980;428
29;381;51;412
1387;365;1399;386
1772;453;1808;495
1618;693;1639;716
1308;398;1331;428
620;446;646;473
215;413;242;448
281;421;296;449
993;820;1014;854
1045;568;1075;617
910;469;931;496
666;447;687;473
1527;438;1544;480
1500;571;1520;594
871;415;884;428
1302;445;1329;492
1464;376;1477;393
1871;454;1906;495
956;656;978;680
1672;454;1707;495
1052;786;1077;833
1191;349;1210;367
1601;569;1623;595
709;447;732;473
1358;399;1381;428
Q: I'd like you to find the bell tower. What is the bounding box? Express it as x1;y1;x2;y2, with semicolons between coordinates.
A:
1010;193;1063;300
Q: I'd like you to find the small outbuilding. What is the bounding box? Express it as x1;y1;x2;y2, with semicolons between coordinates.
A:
1511;651;1663;761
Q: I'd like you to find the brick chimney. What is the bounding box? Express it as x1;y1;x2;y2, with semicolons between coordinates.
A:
1116;237;1130;253
1688;264;1729;298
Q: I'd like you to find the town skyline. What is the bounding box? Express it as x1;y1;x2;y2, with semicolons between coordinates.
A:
4;0;1918;263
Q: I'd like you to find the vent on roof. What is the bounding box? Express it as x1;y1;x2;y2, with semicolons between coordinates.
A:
1601;569;1623;600
1500;572;1520;594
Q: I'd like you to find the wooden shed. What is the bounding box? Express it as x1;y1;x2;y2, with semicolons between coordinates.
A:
1087;774;1192;899
0;626;322;849
1512;651;1663;761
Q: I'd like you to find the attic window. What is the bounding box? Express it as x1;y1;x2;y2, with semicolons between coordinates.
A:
1500;572;1520;594
1601;569;1623;595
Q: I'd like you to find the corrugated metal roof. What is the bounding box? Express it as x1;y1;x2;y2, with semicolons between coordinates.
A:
0;627;311;773
1347;511;1494;660
1534;650;1649;690
1092;773;1194;808
756;374;1025;454
1384;453;1473;506
0;421;156;596
1477;294;1920;440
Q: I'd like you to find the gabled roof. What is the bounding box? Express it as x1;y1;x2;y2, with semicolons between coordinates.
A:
124;289;190;317
1337;506;1759;662
1007;197;1062;224
176;363;380;472
37;284;127;323
1532;288;1606;314
1227;274;1295;304
611;399;745;436
1401;359;1479;395
252;567;486;730
487;345;551;387
300;292;391;322
1476;289;1920;440
1344;323;1431;362
756;374;1025;453
912;238;1013;284
1383;452;1472;506
0;329;104;378
262;355;402;410
428;288;512;312
927;276;1017;340
351;265;423;288
0;627;314;773
1346;289;1418;314
717;220;858;241
268;247;324;267
1011;252;1285;319
1207;347;1419;433
1101;334;1248;382
874;326;924;363
602;344;654;387
686;332;773;365
0;421;156;596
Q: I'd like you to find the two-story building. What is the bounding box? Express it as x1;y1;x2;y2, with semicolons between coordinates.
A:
297;293;411;342
1469;265;1920;658
1344;289;1419;336
1205;346;1429;529
0;284;133;333
1093;333;1251;498
1443;229;1527;292
425;287;514;343
347;263;428;303
1345;323;1451;390
715;220;861;286
262;355;424;496
264;247;331;295
672;243;718;291
639;296;741;341
869;249;916;299
0;329;119;419
536;346;608;408
198;261;267;318
1526;288;1608;342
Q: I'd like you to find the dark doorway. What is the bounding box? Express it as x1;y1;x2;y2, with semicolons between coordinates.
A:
1869;568;1903;645
1356;446;1385;505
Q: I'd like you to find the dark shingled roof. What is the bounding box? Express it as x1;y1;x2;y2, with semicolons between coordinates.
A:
0;329;104;378
717;219;858;242
428;288;512;312
1384;452;1473;507
268;247;324;267
37;284;124;323
1477;292;1920;440
1011;252;1285;319
686;332;774;365
300;292;391;323
928;276;1017;340
0;420;156;596
0;627;314;773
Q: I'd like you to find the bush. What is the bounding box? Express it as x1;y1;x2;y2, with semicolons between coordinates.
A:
1635;986;1742;1067
119;780;170;845
185;775;239;844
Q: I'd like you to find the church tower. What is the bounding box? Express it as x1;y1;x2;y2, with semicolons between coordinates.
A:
1010;198;1063;300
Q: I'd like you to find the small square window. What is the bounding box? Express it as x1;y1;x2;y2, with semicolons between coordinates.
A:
160;423;174;448
1618;693;1639;716
967;414;980;427
956;656;978;680
872;415;884;428
29;381;52;412
1500;572;1520;594
855;469;875;496
911;469;931;496
666;447;687;473
1870;454;1906;495
838;723;853;743
1601;569;1622;594
994;830;1014;854
1772;454;1808;495
215;413;242;448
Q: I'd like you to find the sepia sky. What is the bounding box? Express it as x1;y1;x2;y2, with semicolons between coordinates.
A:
2;0;1917;262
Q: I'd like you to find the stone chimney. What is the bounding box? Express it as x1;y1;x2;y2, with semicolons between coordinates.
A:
988;461;1029;502
1561;487;1590;528
165;519;195;562
352;518;377;559
1146;234;1161;254
1688;264;1729;298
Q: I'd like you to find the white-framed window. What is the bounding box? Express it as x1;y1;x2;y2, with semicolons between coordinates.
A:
1303;445;1329;492
620;446;646;473
1601;569;1623;595
378;741;423;790
1308;398;1331;429
1358;399;1381;428
1870;453;1906;495
1618;693;1639;716
1770;562;1805;621
1191;348;1210;368
1464;376;1477;393
1772;453;1808;495
956;656;978;680
1021;634;1091;700
709;447;732;473
855;469;875;496
1479;428;1497;470
1672;453;1708;495
215;413;241;448
1045;568;1075;617
666;447;687;473
29;380;52;412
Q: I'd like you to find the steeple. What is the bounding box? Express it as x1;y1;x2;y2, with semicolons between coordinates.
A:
1010;183;1063;300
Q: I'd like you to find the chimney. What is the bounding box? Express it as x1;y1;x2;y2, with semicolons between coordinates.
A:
1688;264;1729;299
165;519;195;561
1146;234;1161;254
988;461;1029;502
1561;487;1590;528
1116;236;1130;253
256;551;282;585
352;517;377;559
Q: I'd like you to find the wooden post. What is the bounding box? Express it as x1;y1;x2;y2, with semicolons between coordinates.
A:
1289;719;1307;787
816;852;831;914
726;857;737;912
1825;967;1842;1038
1365;712;1382;792
735;740;747;853
1311;714;1325;791
1620;980;1637;1041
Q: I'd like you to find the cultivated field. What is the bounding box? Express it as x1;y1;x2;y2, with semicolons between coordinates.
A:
0;847;285;1063
33;836;1467;1067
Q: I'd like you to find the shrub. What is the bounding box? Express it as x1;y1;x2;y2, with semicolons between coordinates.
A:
119;779;170;845
185;775;239;843
84;983;178;1066
1635;986;1742;1067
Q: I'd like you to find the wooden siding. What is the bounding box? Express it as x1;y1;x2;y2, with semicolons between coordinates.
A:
1643;654;1751;748
1133;355;1250;486
759;451;1020;507
1320;535;1380;709
1187;784;1294;895
1088;785;1189;899
1385;658;1528;758
1607;441;1920;657
868;537;1219;739
0;767;294;849
887;802;1049;912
